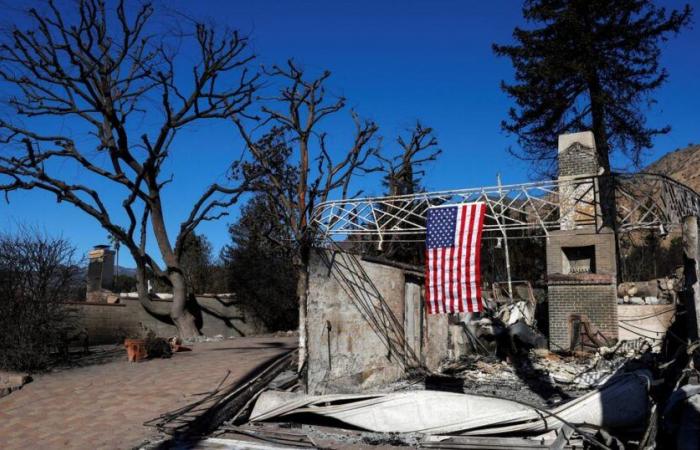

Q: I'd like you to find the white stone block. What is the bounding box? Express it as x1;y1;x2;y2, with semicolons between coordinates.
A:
558;131;596;153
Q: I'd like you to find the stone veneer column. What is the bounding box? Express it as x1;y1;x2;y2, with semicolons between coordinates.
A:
557;131;600;230
86;245;115;302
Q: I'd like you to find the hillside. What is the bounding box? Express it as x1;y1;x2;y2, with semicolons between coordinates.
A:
79;265;137;278
645;144;700;193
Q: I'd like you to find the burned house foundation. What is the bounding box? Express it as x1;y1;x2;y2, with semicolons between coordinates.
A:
303;130;700;376
305;131;649;386
209;130;700;449
200;133;700;448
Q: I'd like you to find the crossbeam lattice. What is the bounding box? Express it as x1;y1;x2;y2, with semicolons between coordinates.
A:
614;173;700;232
311;173;700;243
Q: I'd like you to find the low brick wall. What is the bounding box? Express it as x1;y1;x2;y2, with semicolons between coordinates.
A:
71;296;267;345
548;274;618;350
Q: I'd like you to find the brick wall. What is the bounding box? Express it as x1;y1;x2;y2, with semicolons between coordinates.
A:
546;231;616;275
546;231;618;350
548;278;618;350
548;132;618;350
559;143;599;177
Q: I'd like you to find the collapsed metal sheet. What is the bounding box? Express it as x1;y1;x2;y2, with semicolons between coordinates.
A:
250;371;651;435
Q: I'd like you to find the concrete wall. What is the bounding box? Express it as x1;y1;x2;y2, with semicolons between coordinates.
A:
423;312;449;370
618;304;676;342
306;251;448;394
71;296;267;345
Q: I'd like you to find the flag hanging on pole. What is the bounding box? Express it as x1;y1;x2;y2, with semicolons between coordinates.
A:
425;202;486;314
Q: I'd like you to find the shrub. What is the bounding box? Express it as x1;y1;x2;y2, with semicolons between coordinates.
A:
0;229;82;371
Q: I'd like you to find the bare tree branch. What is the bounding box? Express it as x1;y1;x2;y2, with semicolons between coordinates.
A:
0;0;258;337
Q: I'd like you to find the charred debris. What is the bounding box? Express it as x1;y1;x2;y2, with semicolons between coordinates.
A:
144;293;699;450
143;131;700;449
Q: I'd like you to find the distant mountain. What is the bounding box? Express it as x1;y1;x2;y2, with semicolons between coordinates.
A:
114;266;137;277
645;144;700;193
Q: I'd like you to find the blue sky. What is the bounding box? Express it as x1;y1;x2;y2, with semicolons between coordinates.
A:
1;0;698;267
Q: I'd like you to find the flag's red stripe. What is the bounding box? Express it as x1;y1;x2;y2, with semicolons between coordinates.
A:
424;248;432;314
440;247;448;313
456;205;467;313
432;247;439;313
460;206;470;313
471;203;482;312
474;204;486;311
425;248;435;314
464;204;476;311
448;241;455;314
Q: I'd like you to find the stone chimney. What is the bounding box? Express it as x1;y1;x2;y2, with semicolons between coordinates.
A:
557;131;601;230
558;131;600;178
86;245;115;302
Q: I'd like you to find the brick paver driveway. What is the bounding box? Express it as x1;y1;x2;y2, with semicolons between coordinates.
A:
0;336;296;449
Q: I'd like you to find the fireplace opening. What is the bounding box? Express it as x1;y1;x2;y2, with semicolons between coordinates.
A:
562;245;596;274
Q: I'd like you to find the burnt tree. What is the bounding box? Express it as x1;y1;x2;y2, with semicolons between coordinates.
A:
379;122;440;197
375;122;441;263
0;0;258;337
0;228;82;371
231;61;381;369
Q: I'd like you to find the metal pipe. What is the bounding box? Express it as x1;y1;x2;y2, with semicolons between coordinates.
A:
497;173;513;299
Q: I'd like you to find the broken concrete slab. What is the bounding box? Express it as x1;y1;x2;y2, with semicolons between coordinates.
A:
0;371;30;398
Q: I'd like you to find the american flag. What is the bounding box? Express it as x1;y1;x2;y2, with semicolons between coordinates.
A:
425;202;486;314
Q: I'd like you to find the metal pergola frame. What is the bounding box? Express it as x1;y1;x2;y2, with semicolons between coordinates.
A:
309;173;700;366
311;173;700;244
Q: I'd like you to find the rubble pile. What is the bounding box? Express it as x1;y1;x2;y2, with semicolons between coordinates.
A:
184;331;700;449
439;340;651;409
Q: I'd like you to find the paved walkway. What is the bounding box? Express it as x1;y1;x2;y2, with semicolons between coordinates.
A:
0;336;297;449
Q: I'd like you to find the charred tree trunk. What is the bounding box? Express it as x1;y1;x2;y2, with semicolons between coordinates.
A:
295;246;311;374
296;266;309;372
588;74;618;234
151;200;200;339
169;270;199;339
131;254;198;338
134;259;155;312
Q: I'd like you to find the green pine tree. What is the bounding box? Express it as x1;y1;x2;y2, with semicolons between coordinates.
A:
494;0;692;177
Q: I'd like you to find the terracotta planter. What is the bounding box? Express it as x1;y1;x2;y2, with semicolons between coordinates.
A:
124;339;147;362
171;343;192;353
